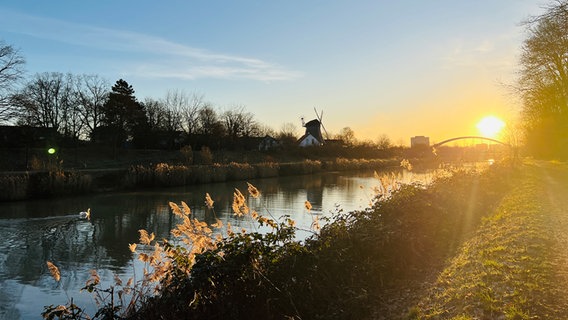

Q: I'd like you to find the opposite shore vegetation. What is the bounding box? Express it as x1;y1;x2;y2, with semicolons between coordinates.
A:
0;156;403;202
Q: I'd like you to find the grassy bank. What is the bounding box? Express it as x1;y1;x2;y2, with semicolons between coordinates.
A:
43;161;521;319
411;162;568;319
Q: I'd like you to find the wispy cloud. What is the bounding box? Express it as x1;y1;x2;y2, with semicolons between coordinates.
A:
0;10;303;81
440;32;519;72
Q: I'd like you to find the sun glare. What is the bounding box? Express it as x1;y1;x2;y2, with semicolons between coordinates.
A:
476;116;505;138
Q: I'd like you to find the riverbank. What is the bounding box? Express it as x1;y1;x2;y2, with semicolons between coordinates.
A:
409;161;568;319
0;158;404;201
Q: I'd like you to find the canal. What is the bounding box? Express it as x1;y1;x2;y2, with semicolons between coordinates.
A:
0;168;432;319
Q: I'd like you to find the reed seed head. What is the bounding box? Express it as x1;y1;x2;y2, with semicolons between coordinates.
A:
46;261;60;282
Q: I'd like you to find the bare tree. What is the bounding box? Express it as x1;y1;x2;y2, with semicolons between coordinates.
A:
221;105;259;139
277;122;299;146
12;72;79;137
162;89;206;134
376;134;392;149
182;93;206;135
196;105;224;136
0;41;26;122
75;74;109;139
336;127;356;146
143;97;166;130
518;0;568;157
256;123;276;137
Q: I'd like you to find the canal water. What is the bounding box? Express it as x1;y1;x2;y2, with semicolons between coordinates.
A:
0;168;432;319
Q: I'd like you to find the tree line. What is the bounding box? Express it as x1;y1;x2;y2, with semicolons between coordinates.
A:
7;0;568;156
2;45;366;152
0;69;284;149
4;1;568;156
518;0;568;159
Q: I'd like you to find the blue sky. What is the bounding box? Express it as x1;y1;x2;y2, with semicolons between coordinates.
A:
0;1;546;144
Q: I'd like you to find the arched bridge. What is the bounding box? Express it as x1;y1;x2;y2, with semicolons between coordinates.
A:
432;136;510;148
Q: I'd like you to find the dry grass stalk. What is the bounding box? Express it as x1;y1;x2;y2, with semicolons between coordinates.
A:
46;261;61;282
205;193;214;209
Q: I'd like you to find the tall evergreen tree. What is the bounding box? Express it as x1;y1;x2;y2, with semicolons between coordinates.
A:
101;79;148;147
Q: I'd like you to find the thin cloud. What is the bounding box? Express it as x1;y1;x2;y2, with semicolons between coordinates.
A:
0;9;303;81
441;31;519;71
132;63;302;81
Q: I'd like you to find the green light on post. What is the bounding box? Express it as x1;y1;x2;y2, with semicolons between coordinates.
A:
47;148;56;155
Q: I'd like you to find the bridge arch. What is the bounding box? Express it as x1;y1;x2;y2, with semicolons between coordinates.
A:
432;136;510;148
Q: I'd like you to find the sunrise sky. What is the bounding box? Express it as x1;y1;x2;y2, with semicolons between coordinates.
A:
0;1;546;145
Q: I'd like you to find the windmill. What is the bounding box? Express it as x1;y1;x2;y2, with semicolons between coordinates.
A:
313;107;330;141
299;108;329;147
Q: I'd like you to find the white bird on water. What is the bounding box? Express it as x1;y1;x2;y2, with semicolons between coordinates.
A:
79;208;91;220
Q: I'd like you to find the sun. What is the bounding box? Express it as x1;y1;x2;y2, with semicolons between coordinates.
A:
476;116;505;138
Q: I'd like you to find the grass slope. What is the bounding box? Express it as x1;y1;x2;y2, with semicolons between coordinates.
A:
412;162;568;319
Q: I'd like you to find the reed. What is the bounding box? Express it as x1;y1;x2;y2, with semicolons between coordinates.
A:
27;170;92;198
254;162;280;178
191;165;213;184
209;163;228;182
301;159;322;174
124;165;154;188
154;163;191;187
0;174;29;201
227;162;255;181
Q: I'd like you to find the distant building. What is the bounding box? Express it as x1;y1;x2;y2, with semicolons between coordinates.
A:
410;136;430;147
258;135;280;151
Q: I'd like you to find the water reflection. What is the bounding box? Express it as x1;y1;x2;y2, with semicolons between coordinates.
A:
0;169;430;319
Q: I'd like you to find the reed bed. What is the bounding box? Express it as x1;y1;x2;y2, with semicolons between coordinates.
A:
154;163;191;187
28;170;93;198
3;158;400;201
124;165;155;188
254;162;280;178
0;174;29;201
226;162;255;181
209;163;229;183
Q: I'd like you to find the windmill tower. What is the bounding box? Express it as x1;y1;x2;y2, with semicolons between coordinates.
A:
299;108;328;146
